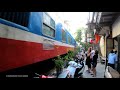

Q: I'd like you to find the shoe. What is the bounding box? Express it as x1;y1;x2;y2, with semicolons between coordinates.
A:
92;75;96;77
91;73;93;75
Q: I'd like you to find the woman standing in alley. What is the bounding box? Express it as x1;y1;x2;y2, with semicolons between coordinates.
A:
91;50;98;77
86;47;92;73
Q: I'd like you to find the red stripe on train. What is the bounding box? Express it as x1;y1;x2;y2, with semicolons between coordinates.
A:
0;38;74;72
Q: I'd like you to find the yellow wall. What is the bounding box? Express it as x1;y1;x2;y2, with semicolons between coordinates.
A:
99;36;106;57
104;37;106;57
114;39;118;51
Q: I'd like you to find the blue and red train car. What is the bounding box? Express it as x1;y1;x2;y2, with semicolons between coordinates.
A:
0;12;77;72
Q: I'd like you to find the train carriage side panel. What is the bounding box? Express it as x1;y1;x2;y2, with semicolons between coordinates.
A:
0;12;75;72
55;23;62;41
55;23;68;55
66;30;75;51
28;12;42;35
0;12;57;72
0;12;35;72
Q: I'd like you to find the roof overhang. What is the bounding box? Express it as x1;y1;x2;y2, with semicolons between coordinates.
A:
87;12;120;35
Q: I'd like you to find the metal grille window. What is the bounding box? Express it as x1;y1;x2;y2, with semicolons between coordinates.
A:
0;12;30;27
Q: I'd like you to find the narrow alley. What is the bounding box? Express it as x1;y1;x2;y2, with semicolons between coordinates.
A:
0;12;120;78
83;63;105;78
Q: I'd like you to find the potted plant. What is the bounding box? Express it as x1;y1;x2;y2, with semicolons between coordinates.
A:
53;56;64;77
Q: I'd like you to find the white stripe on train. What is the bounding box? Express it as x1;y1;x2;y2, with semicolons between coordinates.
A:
0;23;74;48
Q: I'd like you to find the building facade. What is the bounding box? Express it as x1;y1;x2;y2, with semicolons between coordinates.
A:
87;12;120;72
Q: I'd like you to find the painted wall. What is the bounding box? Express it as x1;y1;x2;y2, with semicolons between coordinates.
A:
99;36;106;57
114;39;118;51
112;17;120;38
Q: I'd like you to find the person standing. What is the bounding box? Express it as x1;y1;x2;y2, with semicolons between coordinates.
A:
113;49;118;69
114;50;118;62
107;50;116;69
91;50;98;77
86;47;92;73
90;47;95;73
91;47;95;60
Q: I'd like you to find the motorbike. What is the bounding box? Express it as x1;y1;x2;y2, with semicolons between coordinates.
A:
58;58;85;78
33;73;55;78
74;58;85;78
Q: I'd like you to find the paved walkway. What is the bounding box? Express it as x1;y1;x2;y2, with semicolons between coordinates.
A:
83;62;105;78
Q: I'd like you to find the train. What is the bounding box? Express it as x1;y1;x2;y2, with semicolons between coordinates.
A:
0;12;77;73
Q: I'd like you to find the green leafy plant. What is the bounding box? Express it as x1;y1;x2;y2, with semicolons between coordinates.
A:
62;54;70;68
53;56;64;69
63;55;69;61
67;51;74;61
53;56;64;77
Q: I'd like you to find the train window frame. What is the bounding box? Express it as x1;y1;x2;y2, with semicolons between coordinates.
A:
62;29;66;43
68;35;72;45
42;12;55;38
42;24;55;38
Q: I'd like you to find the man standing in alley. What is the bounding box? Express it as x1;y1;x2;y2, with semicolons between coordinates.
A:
113;49;118;69
113;49;118;62
107;50;117;69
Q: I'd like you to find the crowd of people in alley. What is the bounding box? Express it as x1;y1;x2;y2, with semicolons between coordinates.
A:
85;47;118;78
60;46;99;78
36;46;118;78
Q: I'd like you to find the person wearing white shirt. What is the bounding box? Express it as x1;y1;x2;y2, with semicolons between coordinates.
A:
90;46;95;59
91;50;95;59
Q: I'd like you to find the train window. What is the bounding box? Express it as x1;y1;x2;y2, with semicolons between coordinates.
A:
43;13;50;26
43;24;55;37
0;12;30;27
43;12;55;38
43;12;55;30
50;18;55;29
68;35;72;44
62;29;66;42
